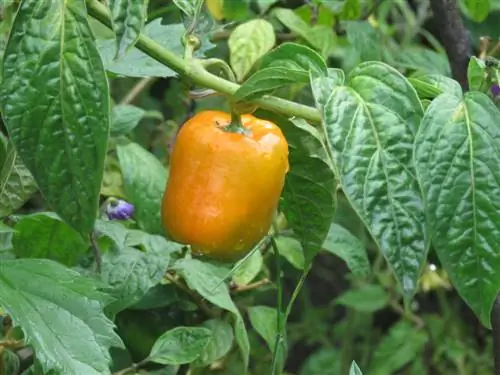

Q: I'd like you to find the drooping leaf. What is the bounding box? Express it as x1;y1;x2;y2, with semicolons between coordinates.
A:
414;92;500;327
321;61;427;297
117;142;168;235
12;212;87;266
108;0;147;59
409;74;462;100
228;19;276;81
247;306;278;352
192;319;234;367
322;223;370;277
335;284;389;312
1;0;110;235
111;104;146;136
0;259;123;375
0;141;37;217
149;326;212;365
102;246;170;314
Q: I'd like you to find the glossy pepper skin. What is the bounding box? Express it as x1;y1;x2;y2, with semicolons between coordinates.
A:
161;110;289;261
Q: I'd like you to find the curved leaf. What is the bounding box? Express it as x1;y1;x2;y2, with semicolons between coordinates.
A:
1;0;110;235
414;92;500;327
109;0;147;59
261;42;327;76
321;62;427;297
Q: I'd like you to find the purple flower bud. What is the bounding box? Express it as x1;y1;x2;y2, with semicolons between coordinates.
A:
106;199;135;220
491;84;500;97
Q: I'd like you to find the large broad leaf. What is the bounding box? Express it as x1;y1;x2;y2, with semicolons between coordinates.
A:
1;0;110;235
414;92;500;327
108;0;147;59
260;42;327;76
321;61;427;297
117;142;168;235
0;259;123;375
12;212;88;266
172;258;250;370
408;74;462;100
310;68;345;112
228;19;275;82
0;141;37;217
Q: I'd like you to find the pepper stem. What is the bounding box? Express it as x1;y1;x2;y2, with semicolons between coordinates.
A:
222;111;250;135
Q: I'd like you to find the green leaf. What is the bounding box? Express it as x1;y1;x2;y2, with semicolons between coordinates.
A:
149;326;212;365
117;142;168;235
257;0;279;13
102;247;170;314
261;42;327;77
461;0;491;22
345;21;381;62
339;0;361;20
369;321;428;375
109;0;147;59
0;141;37;217
12;212;87;266
0;259;123;375
228;19;276;82
233;249;263;285
321;61;426;297
247;306;278;352
173;0;204;19
233;67;308;101
97;20;212;78
193;319;234;367
393;47;451;76
350;361;363;375
275;235;305;270
414;92;500;327
299;348;341;375
111;104;146;136
335;284;389;312
1;0;110;235
322;223;370;277
467;56;486;91
172;258;250;369
259;112;336;266
310;68;345;111
408;74;462;100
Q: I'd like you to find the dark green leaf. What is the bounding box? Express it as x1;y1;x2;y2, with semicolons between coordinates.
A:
0;259;123;375
275;235;304;270
335;284;389;312
409;74;462;100
117;142;168;235
247;306;277;352
322;223;370;277
102;247;170;314
1;0;110;235
149;326;212;365
233;67;308;101
0;141;37;217
310;68;345;111
322;61;426;297
193;319;234;367
299;348;341;375
461;0;491;22
467;56;486;91
12;212;87;266
1;350;20;375
111;104;146;136
261;42;327;77
109;0;147;59
414;92;500;327
229;19;276;81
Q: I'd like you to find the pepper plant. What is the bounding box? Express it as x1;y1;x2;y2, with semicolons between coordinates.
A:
0;0;499;374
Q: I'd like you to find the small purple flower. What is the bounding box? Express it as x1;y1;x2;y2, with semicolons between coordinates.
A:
491;83;500;97
106;199;135;220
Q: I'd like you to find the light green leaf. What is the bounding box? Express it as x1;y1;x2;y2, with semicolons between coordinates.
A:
172;258;250;370
257;0;279;13
109;0;147;59
0;259;123;375
1;0;110;235
414;92;500;327
467;56;486;91
173;0;204;19
275;235;304;270
247;306;278;352
233;250;263;285
149;326;212;365
461;0;491;22
193;319;234;367
12;212;87;266
339;0;361;19
229;19;276;81
345;21;381;62
102;247;170;314
322;61;426;297
111;104;146;136
393;47;451;76
409;74;462;100
310;68;345;111
117;142;168;235
322;223;370;277
335;284;389;312
350;361;363;375
0;141;37;217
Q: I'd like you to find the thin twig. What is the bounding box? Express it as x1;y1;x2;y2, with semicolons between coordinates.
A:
113;357;150;375
89;232;102;274
119;77;157;106
231;278;270;293
389;300;425;329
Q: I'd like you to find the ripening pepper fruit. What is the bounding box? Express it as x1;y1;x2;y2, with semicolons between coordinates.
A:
161;110;289;261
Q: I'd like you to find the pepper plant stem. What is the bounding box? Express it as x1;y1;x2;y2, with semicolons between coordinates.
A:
85;0;322;124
